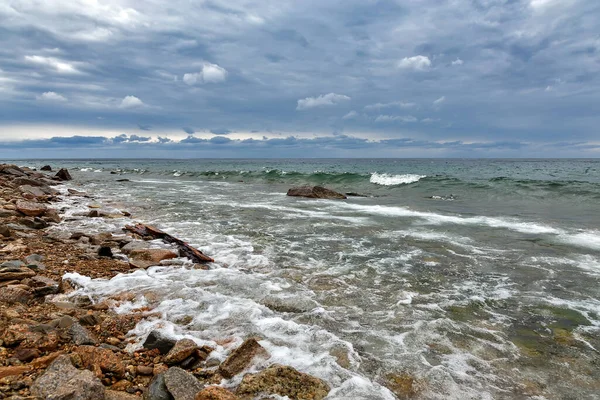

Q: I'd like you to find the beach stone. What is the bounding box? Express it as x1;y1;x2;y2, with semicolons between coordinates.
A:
70;323;97;345
79;314;100;326
31;355;105;400
73;345;125;378
41;165;52;171
165;338;199;365
14;347;40;362
129;248;178;268
68;188;87;196
55;168;73;181
121;241;150;254
164;367;203;400
15;200;47;217
0;209;18;218
25;253;43;263
19;185;46;197
1;260;24;268
137;365;154;376
145;373;174;400
0;285;32;303
236;364;330;400
0;266;36;280
0;242;27;253
11;177;44;186
195;387;239;400
1;167;27;177
98;246;114;258
286;186;347;200
0;224;11;237
106;390;140;400
44;208;62;223
19;216;49;229
143;331;177;354
218;338;270;379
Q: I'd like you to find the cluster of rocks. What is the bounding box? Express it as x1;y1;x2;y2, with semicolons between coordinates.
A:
0;164;331;400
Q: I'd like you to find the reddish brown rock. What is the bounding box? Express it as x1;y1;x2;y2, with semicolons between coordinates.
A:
236;364;330;400
129;248;179;269
31;355;104;400
14;347;40;362
74;345;126;378
106;390;140;400
137;365;154;375
0;267;36;281
0;365;30;379
30;351;64;368
0;285;32;304
165;338;199;365
218;338;270;379
15;200;47;217
44;208;62;223
195;386;239;400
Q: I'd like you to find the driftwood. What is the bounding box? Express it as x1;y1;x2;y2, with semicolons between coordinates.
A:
124;223;214;263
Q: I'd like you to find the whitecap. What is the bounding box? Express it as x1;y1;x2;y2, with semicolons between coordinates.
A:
370;173;425;186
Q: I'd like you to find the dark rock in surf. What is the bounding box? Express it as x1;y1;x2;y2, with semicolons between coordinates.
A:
143;331;177;354
55;168;73;181
286;186;347;200
41;165;52;171
116;179;130;182
345;192;368;197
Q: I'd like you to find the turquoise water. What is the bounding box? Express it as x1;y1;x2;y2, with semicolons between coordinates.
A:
14;159;600;399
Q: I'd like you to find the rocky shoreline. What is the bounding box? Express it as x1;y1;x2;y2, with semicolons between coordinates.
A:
0;164;331;400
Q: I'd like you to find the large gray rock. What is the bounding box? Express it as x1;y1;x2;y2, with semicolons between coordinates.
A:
30;354;105;400
163;367;203;400
70;322;97;345
286;186;347;200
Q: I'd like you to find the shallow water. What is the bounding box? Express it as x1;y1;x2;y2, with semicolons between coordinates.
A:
16;159;600;399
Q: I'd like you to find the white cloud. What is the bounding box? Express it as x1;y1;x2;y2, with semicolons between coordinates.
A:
24;55;82;74
342;110;358;119
119;95;144;109
36;91;67;102
375;115;418;123
183;63;228;85
398;55;431;71
433;96;446;105
364;101;416;111
451;58;464;66
296;93;351;110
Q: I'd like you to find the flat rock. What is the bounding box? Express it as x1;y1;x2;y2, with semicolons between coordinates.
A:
164;367;203;400
44;208;62;223
30;355;105;400
19;184;46;197
0;285;32;303
12;177;45;186
74;345;125;378
218;338;270;379
145;373;174;400
286;186;347;200
130;248;179;267
0;266;35;281
236;364;330;400
165;338;199;365
15;200;47;217
143;330;177;355
195;387;239;400
0;365;31;379
0;209;18;218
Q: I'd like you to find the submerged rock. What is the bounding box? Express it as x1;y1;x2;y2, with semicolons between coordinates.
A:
219;338;270;379
236;364;330;400
287;186;347;200
164;367;203;400
30;355;105;400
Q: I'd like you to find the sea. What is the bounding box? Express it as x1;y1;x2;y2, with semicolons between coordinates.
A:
12;159;600;399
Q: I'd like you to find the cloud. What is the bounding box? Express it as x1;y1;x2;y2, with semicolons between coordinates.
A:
119;96;144;109
451;58;464;66
183;63;228;85
24;56;82;74
182;127;195;134
210;128;232;135
398;55;431;71
375;115;418;123
138;124;152;131
296;93;351;110
36;92;67;102
433;96;446;105
342;111;358;120
364;102;417;111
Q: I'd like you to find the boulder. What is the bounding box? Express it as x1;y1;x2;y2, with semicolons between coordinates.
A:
0;164;27;177
15;200;47;217
195;387;239;400
218;338;270;379
19;185;46;197
0;285;32;304
73;345;125;378
236;364;330;400
286;186;347;200
11;177;46;187
165;338;199;365
0;209;18;218
164;367;203;400
129;248;178;269
41;165;52;171
145;373;174;400
30;355;105;400
143;330;177;354
121;241;150;254
44;208;62;223
55;168;73;181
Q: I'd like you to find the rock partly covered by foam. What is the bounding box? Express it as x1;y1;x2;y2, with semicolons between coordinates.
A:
30;355;105;400
286;186;347;200
219;338;270;379
129;248;179;269
236;364;330;400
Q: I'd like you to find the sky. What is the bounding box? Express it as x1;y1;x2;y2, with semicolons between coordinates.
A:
0;0;599;158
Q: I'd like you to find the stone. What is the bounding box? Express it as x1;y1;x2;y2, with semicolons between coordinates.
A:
195;387;239;400
0;266;35;281
165;339;199;365
88;210;101;218
129;248;179;269
15;200;47;217
79;314;100;326
236;364;330;400
44;208;62;223
20;216;49;229
70;323;97;345
106;390;140;400
164;367;203;400
0;209;19;218
98;246;113;258
73;345;125;378
0;285;32;303
14;347;40;362
0;242;27;253
11;177;45;186
30;355;105;400
30;351;64;368
25;253;43;263
121;241;150;254
0;365;30;379
55;168;73;181
19;185;46;197
218;338;270;379
137;365;154;376
0;224;11;237
286;186;347;200
143;331;177;355
145;373;174;400
41;165;52;171
68;188;88;196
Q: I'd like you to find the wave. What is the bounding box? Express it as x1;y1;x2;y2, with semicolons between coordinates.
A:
369;173;426;186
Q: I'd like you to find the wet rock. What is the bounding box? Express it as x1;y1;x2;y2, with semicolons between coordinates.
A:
0;224;11;237
164;367;203;400
15;200;47;217
218;338;270;379
0;285;32;304
44;208;62;223
0;209;19;218
31;354;105;400
145;373;174;400
117;179;130;182
137;365;154;375
165;338;199;365
98;246;114;258
0;266;35;281
143;331;177;355
1;166;27;177
19;184;46;198
68;188;88;196
11;177;45;186
195;387;239;400
55;168;73;181
79;313;100;326
14;347;40;362
384;372;424;399
70;323;97;345
31;276;59;296
74;345;125;378
41;165;52;171
236;364;330;400
121;240;150;254
88;209;101;218
129;248;179;269
286;186;347;200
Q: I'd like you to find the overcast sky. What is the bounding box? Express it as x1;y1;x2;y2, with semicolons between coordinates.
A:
1;0;599;158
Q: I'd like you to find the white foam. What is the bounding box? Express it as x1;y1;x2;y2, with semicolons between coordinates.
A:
370;173;425;186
